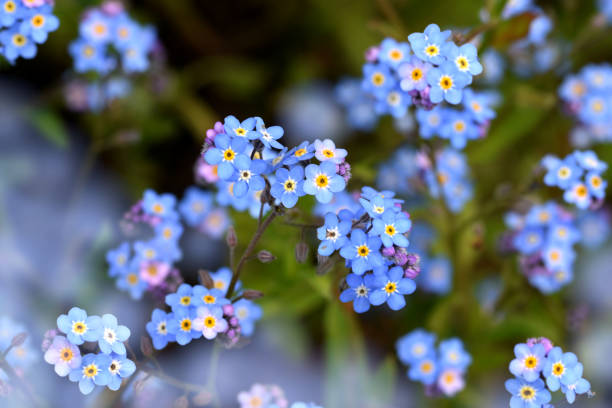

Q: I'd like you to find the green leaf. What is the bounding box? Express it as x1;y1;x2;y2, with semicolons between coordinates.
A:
490;12;537;48
30;109;69;148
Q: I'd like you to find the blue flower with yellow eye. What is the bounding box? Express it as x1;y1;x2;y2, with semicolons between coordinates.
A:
68;353;111;395
57;307;102;346
378;37;410;68
509;342;546;382
191;286;230;308
513;227;544;254
247;117;284;149
146;309;175;350
80;10;112;44
116;264;148;300
362;62;395;98
543;346;578;391
339;229;383;275
271;165;305;208
396;329;437;366
204;133;249;180
542;155;582;189
284;141;315;166
209;267;239;295
375;86;412;118
224;115;255;138
505;378;551;408
440;110;479;149
442;42;482;77
563;181;591;209
106;353;136;391
142;189;178;220
233;299;262;336
0;0;23;28
303;161;346;204
339;273;378;313
398;56;431;92
317;212;351;256
232;156;268;198
179;187;213;227
106;242;131;278
369;266;416;310
165;283;195;312
416;106;448;138
69;38;113;74
0;27;36;62
427;61;471;104
438;338;471;371
19;5;59;44
585;171;607;198
462;89;496;124
372;211;411;248
167;307;201;346
409;354;438;385
408;23;451;65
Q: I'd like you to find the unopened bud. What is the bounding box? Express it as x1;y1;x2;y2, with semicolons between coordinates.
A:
295;241;309;264
173;395;189;408
11;333;27;348
242;289;264;300
222;304;234;316
198;269;214;289
140;336;153;357
226;226;238;248
317;254;334;275
257;250;276;263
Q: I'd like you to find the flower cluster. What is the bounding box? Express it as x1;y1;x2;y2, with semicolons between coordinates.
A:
44;308;135;395
415;90;496;149
542;150;607;209
107;189;184;301
559;64;612;145
237;383;323;408
504;202;581;293
67;1;157;110
505;337;591;406
420;147;473;212
0;316;36;386
0;0;58;64
146;269;262;349
179;186;230;238
396;329;471;397
317;186;417;313
202;116;350;212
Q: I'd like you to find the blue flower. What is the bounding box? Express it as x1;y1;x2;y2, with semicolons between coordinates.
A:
408;23;451;65
440;111;480;149
191;286;230;308
542;155;583;189
98;314;130;355
146;309;176;350
339;229;383;275
106;242;131;278
80;10;112;44
409;354;438;385
438;338;471;371
369;266;416;310
224;115;256;138
339;273;378;313
19;5;59;44
416;106;448;138
232;156;268;198
233;299;262;337
462;89;496;124
513;227;544;254
396;329;437;366
284;141;315;166
209;267;238;296
374;86;412;118
313;139;347;164
69;353;111;395
270;165;305;208
543;346;578;391
442;42;482;76
167;308;201;345
359;190;397;219
573;150;608;172
106;353;136;391
362;63;395;98
398;56;431;92
142;189;178;220
378;37;410;68
166;283;195;312
111;13;140;51
317;212;351;256
303;161;346;204
426;61;471;105
560;363;591;404
509;343;546;382
0;28;36;63
116;267;148;300
179;187;213;227
372;211;411;248
505;377;551;408
419;256;452;294
247;117;284;149
57;307;102;346
69;38;114;74
563;181;591;209
154;219;184;245
0;0;23;28
204;134;249;180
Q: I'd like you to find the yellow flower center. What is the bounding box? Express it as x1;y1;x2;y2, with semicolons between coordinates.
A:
524;355;538;369
443;372;455;384
453;121;466;132
520;385;536;401
32;14;45;28
437;172;448;185
60;347;73;362
558;167;570;178
592;100;604;113
471;102;482;112
127;273;138;285
384;282;397;294
180;318;192;331
456;56;469;70
11;34;26;47
83;364;98;378
439;75;453;90
250;396;263;407
118;27;129;38
203;295;216;304
235;127;247;137
425;45;439;57
385;225;396;236
356;244;370;258
553;362;565;376
72;321;87;335
204;317;216;328
152;203;164;214
294;148;307;157
163;227;173;239
146;265;158;276
144;249;156;259
223;148;235;162
180;296;191;306
93;23;107;36
371;72;385;86
315;174;329;188
549;250;560;261
421;361;433;373
322;149;335;158
214;280;225;290
389;49;403;60
4;1;15;12
283;178;296;192
83;45;95;57
572;82;585;96
591;175;602;187
575;184;588;197
411;68;422;81
538;211;550;222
